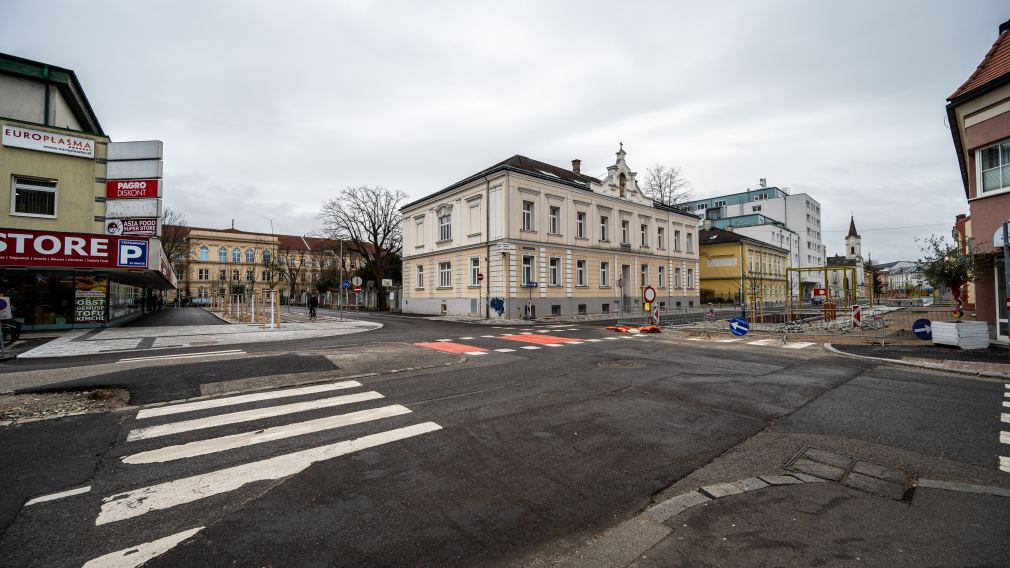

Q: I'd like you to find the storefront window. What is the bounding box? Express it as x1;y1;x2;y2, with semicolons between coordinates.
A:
109;282;144;321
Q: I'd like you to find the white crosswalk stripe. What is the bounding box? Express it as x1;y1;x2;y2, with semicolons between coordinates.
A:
83;527;205;568
127;391;384;441
136;381;363;419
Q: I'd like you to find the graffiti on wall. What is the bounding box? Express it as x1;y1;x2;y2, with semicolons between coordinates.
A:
489;297;505;317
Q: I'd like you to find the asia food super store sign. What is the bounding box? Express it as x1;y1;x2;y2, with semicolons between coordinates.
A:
0;230;148;269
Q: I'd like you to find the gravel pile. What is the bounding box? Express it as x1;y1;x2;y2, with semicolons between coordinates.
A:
0;388;130;423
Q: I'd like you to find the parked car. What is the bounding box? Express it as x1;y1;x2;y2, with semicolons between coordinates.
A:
2;319;21;345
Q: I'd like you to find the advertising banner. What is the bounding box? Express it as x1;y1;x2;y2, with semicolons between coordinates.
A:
105;198;161;218
1;124;95;158
74;276;108;323
105;179;161;199
0;229;149;269
105;218;159;237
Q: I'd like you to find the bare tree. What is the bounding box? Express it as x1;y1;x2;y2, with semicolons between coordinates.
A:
160;207;190;265
319;186;407;308
642;164;693;206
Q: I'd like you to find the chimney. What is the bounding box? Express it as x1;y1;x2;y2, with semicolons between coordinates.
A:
1000;18;1010;35
571;159;581;174
759;178;767;188
703;219;713;230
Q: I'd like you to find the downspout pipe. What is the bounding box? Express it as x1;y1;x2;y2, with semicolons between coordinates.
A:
484;175;490;319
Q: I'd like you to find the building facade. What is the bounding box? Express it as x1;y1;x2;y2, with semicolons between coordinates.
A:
0;53;175;330
698;226;791;305
683;181;825;300
824;217;871;302
947;18;1010;340
167;225;363;306
400;146;701;318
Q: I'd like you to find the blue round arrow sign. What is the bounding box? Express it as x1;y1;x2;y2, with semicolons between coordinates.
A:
729;317;749;336
912;318;932;340
342;280;351;289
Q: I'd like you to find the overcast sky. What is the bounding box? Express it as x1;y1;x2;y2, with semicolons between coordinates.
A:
5;1;1007;261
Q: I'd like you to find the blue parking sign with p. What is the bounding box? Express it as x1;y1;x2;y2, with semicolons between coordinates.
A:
117;239;148;267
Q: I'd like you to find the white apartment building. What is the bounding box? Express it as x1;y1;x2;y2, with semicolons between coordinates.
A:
400;146;701;318
683;180;825;300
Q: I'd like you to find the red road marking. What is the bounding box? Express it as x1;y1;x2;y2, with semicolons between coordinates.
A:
415;341;487;354
497;334;580;345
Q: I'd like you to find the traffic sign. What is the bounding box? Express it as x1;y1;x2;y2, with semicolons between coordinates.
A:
351;276;363;286
0;296;11;319
912;318;932;340
650;305;660;325
354;286;362;293
342;280;351;289
477;273;484;282
522;281;538;288
642;285;657;304
729;317;749;336
851;305;861;328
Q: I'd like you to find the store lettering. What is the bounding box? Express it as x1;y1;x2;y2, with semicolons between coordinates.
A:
3;127;93;151
0;233;108;257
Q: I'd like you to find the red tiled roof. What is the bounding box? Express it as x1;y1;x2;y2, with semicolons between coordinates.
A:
163;224;363;253
949;25;1010;101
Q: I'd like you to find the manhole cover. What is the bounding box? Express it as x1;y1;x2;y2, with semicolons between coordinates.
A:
597;359;641;368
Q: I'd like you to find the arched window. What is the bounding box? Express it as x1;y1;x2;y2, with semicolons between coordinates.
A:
246;248;255;263
199;246;209;261
218;247;227;262
232;248;241;263
262;250;271;263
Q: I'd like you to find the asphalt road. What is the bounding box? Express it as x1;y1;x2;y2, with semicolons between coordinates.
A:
0;316;1007;567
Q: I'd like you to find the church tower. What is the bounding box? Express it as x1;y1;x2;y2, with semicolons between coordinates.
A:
845;215;862;260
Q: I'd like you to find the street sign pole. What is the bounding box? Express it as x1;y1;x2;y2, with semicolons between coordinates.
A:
1003;221;1009;356
339;239;344;321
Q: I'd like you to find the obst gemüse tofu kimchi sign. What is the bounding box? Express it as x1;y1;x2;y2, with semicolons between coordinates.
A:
0;229;150;269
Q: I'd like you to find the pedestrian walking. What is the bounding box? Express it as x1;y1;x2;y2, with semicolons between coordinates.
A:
308;295;318;320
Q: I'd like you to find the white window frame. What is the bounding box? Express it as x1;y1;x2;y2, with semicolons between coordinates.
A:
438;261;451;288
232;248;241;263
675;267;682;288
657;227;665;250
549;257;560;286
549;205;560;234
686;233;694;253
658;265;666;288
438;213;452;242
576;259;587;287
978;139;1010;195
10;176;58;218
198;268;209;280
469;257;480;287
416;264;425;289
621;220;630;244
674;230;682;252
199;246;209;261
600;215;609;241
522;255;534;285
641;224;649;247
687;268;695;288
600;261;610;287
641;264;649;287
576;211;586;239
522;200;535;231
218;247;228;262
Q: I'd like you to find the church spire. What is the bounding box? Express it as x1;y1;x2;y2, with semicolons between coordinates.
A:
847;215;859;238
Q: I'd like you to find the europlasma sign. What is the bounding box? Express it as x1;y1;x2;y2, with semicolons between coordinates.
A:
0;229;149;269
1;124;95;158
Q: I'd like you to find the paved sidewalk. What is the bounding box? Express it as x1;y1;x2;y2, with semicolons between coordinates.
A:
15;319;382;359
828;342;1010;379
121;306;227;327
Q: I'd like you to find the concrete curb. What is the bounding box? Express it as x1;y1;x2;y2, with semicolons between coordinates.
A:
823;343;1010;381
558;472;1010;568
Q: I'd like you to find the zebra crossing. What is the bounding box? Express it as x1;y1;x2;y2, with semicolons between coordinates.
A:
23;379;442;567
416;329;646;356
1001;383;1009;474
685;336;817;350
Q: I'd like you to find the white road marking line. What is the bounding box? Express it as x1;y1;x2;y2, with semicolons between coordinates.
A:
137;381;364;420
97;422;442;525
83;526;205;568
747;339;778;346
619;336;634;339
1004;401;1010;408
501;333;514;336
126;391;384;441
586;339;602;342
686;337;706;341
480;335;496;338
782;341;815;349
604;337;620;340
1003;413;1010;424
117;350;244;363
567;341;584;345
465;351;487;356
520;332;534;335
435;339;452;342
1001;431;1010;445
536;330;551;333
494;348;516;353
459;336;475;340
544;343;563;347
520;346;540;350
24;485;91;506
1002;456;1010;474
713;339;740;343
123;405;412;464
